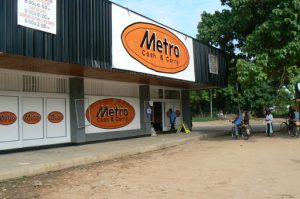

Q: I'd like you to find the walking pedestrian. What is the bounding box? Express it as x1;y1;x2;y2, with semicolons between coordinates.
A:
265;109;273;136
169;108;176;131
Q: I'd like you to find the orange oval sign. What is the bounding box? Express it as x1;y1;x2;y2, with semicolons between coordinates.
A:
176;110;181;117
86;98;135;129
48;111;64;123
166;110;181;117
0;111;17;125
166;110;171;117
23;111;41;124
122;22;190;74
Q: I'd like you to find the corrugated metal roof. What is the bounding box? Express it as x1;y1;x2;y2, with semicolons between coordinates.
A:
0;0;227;88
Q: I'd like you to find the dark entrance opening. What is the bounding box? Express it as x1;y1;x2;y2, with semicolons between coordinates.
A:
152;102;162;131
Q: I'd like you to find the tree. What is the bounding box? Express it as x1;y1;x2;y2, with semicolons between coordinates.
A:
190;90;211;116
197;0;300;114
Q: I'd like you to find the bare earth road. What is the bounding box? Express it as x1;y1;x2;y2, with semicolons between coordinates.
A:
1;121;299;199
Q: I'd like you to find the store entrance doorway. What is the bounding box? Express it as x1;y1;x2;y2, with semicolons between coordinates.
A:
152;102;163;131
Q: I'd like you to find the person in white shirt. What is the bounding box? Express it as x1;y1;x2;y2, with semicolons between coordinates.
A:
265;109;273;136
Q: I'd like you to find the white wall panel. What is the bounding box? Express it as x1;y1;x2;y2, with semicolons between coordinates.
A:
0;96;19;142
22;98;44;140
0;70;71;150
46;98;67;138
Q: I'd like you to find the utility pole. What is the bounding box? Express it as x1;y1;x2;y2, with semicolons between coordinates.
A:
210;89;213;118
236;83;241;113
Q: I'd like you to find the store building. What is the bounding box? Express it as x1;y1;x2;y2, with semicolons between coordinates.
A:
0;0;227;150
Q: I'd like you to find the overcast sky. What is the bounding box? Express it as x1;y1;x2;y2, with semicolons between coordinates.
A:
110;0;226;38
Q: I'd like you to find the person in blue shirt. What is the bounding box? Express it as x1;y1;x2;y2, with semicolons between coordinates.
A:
232;112;243;139
169;108;176;131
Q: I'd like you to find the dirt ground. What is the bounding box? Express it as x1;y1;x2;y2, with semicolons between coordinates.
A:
1;130;300;199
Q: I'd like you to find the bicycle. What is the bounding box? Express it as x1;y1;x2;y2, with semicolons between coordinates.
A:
289;122;300;138
280;119;299;137
279;119;289;134
231;123;251;140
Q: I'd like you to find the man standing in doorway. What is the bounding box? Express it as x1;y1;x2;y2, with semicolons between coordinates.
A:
169;108;176;131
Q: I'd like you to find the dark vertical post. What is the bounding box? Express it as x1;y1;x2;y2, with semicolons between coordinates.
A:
69;77;86;143
210;89;213;118
139;85;151;135
181;90;192;129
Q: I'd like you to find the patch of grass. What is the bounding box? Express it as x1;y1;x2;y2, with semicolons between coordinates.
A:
272;111;288;118
192;115;218;122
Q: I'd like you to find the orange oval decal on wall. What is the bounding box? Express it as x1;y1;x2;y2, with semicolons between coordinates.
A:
122;22;190;74
48;111;64;123
175;110;181;117
0;111;17;125
166;110;181;117
23;111;41;124
86;98;135;129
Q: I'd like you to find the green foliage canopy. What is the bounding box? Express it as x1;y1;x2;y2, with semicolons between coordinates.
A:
196;0;300;114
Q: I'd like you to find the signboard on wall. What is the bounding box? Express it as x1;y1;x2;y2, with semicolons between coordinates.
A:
86;98;135;129
112;4;195;82
85;96;140;134
17;0;57;34
208;54;218;74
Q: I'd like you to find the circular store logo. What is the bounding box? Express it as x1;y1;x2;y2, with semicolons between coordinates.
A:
23;111;41;124
0;111;17;125
48;111;64;123
122;22;190;74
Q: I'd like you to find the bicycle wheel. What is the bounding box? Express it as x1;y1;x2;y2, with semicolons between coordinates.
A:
296;127;299;138
231;126;235;138
249;125;253;132
241;128;249;140
290;125;299;138
280;122;288;134
290;127;295;137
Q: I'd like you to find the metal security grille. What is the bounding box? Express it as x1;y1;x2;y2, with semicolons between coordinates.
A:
0;70;68;93
84;79;139;97
22;75;68;93
0;71;22;91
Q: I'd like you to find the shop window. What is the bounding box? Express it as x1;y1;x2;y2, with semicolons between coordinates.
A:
158;89;164;99
150;88;164;99
165;90;180;100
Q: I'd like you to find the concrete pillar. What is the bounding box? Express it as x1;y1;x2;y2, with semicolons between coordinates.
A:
69;77;86;143
181;90;192;129
139;85;151;135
